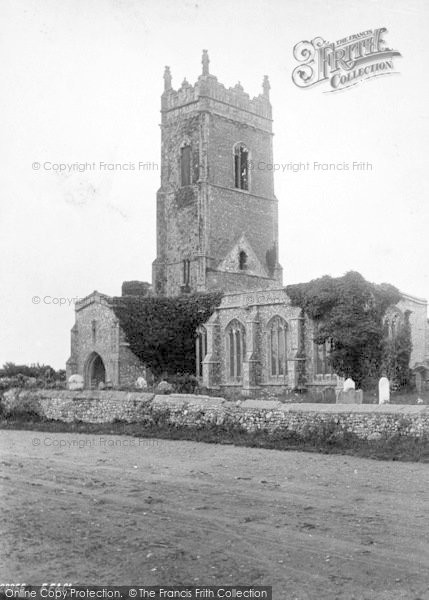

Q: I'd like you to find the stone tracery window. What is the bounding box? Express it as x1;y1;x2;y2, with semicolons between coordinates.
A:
268;316;288;378
314;338;334;375
391;315;399;338
225;319;246;381
383;308;404;340
234;143;249;190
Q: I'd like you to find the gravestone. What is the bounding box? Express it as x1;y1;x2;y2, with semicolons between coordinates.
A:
68;374;84;391
315;390;324;403
336;389;363;404
156;380;173;394
378;377;390;404
135;376;148;390
344;378;355;391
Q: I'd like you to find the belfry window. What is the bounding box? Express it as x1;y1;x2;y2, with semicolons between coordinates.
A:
226;320;246;381
234;143;249;190
180;145;192;186
268;317;288;378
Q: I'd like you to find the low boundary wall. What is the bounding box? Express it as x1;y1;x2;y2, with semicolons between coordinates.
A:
2;389;429;441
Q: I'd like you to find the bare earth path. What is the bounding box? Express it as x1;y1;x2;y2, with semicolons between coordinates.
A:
0;430;428;600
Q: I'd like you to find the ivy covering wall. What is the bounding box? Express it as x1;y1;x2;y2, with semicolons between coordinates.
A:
110;292;223;376
109;272;413;390
286;271;411;389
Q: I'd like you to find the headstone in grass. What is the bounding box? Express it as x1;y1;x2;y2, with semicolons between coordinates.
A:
378;377;390;404
68;374;84;391
315;390;324;403
344;378;355;391
336;389;363;404
135;376;148;390
156;380;173;394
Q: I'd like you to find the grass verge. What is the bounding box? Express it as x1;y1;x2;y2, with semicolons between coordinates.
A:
1;415;428;463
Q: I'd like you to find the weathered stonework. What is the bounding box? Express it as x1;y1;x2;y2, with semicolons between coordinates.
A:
66;286;429;394
66;292;146;388
152;53;282;297
3;389;429;441
202;288;339;394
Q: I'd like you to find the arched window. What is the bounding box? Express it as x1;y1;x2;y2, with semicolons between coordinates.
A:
391;315;399;338
225;319;246;381
234;143;249;190
268;316;288;378
180;144;192;186
239;250;247;270
383;317;390;337
196;326;207;379
314;338;334;375
383;307;404;340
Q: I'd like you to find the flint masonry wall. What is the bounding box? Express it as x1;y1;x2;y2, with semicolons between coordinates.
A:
2;390;429;440
154;63;281;297
66;293;147;388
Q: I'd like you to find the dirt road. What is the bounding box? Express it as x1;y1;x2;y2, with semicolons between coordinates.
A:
0;430;428;599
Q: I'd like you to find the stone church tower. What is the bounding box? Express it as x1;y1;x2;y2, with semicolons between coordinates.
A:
152;50;283;296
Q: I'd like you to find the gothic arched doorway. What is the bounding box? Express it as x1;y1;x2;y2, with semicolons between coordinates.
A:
85;352;106;388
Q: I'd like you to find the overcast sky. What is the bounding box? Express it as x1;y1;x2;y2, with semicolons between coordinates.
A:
1;0;428;369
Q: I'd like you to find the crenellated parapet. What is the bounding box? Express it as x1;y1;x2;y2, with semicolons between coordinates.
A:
161;50;272;122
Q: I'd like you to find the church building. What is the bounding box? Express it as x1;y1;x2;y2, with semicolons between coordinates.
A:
66;51;429;394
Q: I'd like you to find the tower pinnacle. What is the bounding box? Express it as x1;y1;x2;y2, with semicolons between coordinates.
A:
263;75;270;98
163;66;172;91
202;50;210;75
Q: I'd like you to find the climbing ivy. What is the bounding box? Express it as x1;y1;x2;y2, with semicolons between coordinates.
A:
286;271;402;389
110;292;223;377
